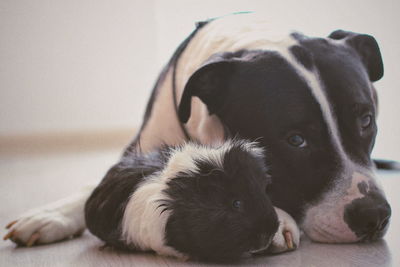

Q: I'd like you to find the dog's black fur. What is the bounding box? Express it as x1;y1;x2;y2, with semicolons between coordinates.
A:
175;30;389;224
178;48;340;219
85;141;279;262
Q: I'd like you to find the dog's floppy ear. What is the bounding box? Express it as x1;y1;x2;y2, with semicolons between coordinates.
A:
178;53;236;123
328;30;383;82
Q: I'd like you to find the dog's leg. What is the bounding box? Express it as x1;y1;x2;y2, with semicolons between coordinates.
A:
268;207;301;253
3;185;94;246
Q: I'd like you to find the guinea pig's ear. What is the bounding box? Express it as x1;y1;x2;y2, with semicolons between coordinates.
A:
178;53;237;123
328;30;384;82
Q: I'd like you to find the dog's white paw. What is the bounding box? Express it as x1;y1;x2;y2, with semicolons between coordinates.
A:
3;209;83;246
3;188;92;247
268;207;300;254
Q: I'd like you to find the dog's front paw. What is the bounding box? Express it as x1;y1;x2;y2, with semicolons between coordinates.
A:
3;208;83;247
3;187;92;247
268;207;300;254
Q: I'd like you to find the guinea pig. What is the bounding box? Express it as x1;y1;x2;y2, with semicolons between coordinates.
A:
85;139;279;262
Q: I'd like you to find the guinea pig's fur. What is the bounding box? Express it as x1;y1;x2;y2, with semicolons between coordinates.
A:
85;139;279;262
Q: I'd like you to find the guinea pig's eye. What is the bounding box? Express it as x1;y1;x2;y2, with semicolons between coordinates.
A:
287;134;307;148
232;200;242;210
360;114;372;129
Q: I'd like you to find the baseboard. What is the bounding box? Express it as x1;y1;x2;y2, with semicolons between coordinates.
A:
0;128;136;156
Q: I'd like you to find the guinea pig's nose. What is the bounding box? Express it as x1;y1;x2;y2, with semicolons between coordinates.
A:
344;198;391;241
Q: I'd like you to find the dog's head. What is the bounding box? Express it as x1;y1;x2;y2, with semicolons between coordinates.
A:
162;140;278;262
178;30;391;243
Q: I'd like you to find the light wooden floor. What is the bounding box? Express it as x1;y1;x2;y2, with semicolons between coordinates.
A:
1;146;399;266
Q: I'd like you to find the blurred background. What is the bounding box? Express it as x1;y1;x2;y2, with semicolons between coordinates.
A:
0;0;399;160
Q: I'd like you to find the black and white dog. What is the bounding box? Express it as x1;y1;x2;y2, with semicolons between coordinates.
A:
85;140;297;261
4;13;391;256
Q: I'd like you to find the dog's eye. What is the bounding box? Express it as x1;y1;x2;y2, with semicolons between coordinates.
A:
361;114;372;129
287;134;307;147
232;200;242;210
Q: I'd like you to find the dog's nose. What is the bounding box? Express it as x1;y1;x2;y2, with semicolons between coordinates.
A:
344;198;391;241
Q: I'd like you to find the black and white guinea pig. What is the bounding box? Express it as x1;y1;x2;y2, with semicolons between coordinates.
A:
85;139;279;262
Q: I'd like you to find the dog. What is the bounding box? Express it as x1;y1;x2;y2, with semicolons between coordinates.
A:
4;13;391;251
85;140;299;262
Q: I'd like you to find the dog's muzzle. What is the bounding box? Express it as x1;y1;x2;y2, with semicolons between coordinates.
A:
302;171;391;243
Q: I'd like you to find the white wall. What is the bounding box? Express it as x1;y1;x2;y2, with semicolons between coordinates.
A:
1;0;399;160
0;0;158;135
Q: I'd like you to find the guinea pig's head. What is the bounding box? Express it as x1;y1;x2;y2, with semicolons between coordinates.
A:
160;140;279;262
